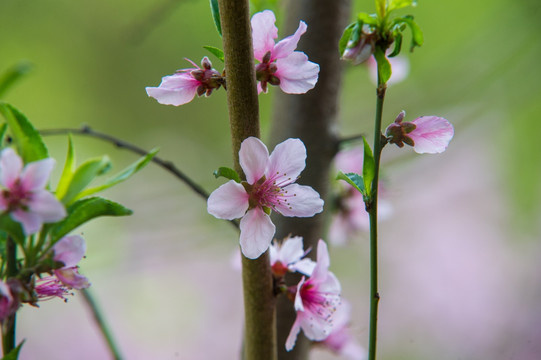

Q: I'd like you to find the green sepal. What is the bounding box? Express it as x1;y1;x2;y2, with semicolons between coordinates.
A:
338;22;356;56
394;16;424;50
0;103;48;163
74;148;158;201
55;135;76;201
362;137;376;196
209;0;222;37
388;32;403;57
60;156;112;205
0;61;33;98
358;12;379;26
1;341;25;360
49;197;132;243
373;47;392;84
0;215;25;246
388;0;417;12
263;206;272;215
203;46;225;63
213;167;241;183
336;171;365;196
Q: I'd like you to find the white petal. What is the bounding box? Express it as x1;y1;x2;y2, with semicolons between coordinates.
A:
275;52;319;94
239;208;275;259
251;10;278;61
278;236;305;264
267;138;306;184
273;184;324;217
273;21;307;60
285;316;302;351
239;137;269;184
207;181;249;220
289;258;316;276
146;73;200;106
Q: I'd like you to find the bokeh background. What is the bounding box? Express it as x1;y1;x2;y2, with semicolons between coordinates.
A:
1;0;540;359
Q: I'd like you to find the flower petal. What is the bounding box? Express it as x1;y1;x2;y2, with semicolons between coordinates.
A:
20;158;55;191
275;52;319;94
54;268;90;289
146;73;200;106
239;137;269;184
409;116;454;154
273;184;323;217
239;208;275;259
0;148;23;188
267;138;306;184
207;181;249;220
53;235;86;268
278;236;305;265
311;239;330;280
285;316;303;351
272;21;307;60
289;258;316;276
251;10;278;61
11;209;42;235
28;190;67;222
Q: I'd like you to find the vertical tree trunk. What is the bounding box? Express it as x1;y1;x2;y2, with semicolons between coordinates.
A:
270;0;352;358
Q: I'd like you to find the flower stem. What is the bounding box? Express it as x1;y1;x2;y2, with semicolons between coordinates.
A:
367;78;387;360
2;237;17;356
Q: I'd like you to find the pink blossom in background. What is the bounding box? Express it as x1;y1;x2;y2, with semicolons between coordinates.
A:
269;236;316;277
0;148;66;235
146;57;223;106
318;299;366;360
286;240;341;351
251;10;319;94
208;137;323;259
0;280;16;321
367;54;410;85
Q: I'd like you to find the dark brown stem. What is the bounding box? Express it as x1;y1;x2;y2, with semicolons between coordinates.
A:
269;0;352;358
218;1;276;359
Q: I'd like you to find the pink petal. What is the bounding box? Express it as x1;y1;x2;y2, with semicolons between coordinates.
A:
207;181;249;220
285;316;302;351
278;236;305;264
0;148;23;188
290;258;316;276
294;276;306;311
11;209;42;235
409;116;454;154
239;137;269;184
20;158;55;191
146;73;200;106
301;308;334;341
28;190;67;222
251;10;278;61
239;207;275;259
267;138;306;184
53;235;86;268
272;21;307;60
334;146;364;174
275;52;319;94
328;214;351;246
54;268;90;289
273;184;324;217
311;240;330;280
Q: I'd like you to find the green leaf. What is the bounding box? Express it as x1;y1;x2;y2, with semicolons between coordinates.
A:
0;61;33;98
1;341;24;360
0;123;8;148
388;0;417;12
338;22;356;56
55;135;76;200
362;137;376;195
0;215;25;246
373;47;392;84
336;171;365;195
49;197;132;243
375;0;386;19
213;167;241;183
397;16;424;50
209;0;222;37
60;156;112;205
75;148;158;200
357;12;379;26
0;103;48;163
203;46;225;63
388;32;403;57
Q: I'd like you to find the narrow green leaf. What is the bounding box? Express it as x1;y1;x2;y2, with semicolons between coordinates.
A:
336;171;365;195
60;156;112;205
388;0;417;12
209;0;222;37
1;341;25;360
373;47;392;84
388;32;403;57
0;61;33;98
55;135;76;200
0;123;8;148
213;166;241;183
363;137;376;195
0;103;48;163
398;16;424;50
0;215;25;246
338;22;356;56
203;46;225;63
49;197;132;243
375;0;386;19
75;148;158;200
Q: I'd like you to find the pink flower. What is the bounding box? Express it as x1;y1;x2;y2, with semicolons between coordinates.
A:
146;57;224;106
318;300;366;360
269;236;316;277
0;280;16;321
285;240;341;351
207;137;324;259
251;10;319;94
386;112;454;154
367;54;410;85
0;148;66;235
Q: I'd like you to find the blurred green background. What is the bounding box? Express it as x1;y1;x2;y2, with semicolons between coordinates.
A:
1;0;540;359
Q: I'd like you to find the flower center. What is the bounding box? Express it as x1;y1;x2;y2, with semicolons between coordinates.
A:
247;172;296;212
2;180;30;212
255;51;280;92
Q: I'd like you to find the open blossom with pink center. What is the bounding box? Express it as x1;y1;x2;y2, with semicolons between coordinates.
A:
286;240;341;351
146;57;224;106
318;299;367;360
208;137;324;259
330;146;392;245
0;148;66;235
386;111;454;154
269;236;316;277
251;10;319;94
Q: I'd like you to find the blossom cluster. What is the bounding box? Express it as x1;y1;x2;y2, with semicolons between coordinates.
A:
146;10;319;106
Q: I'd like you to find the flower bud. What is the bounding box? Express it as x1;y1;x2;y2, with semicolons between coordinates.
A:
342;25;377;65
